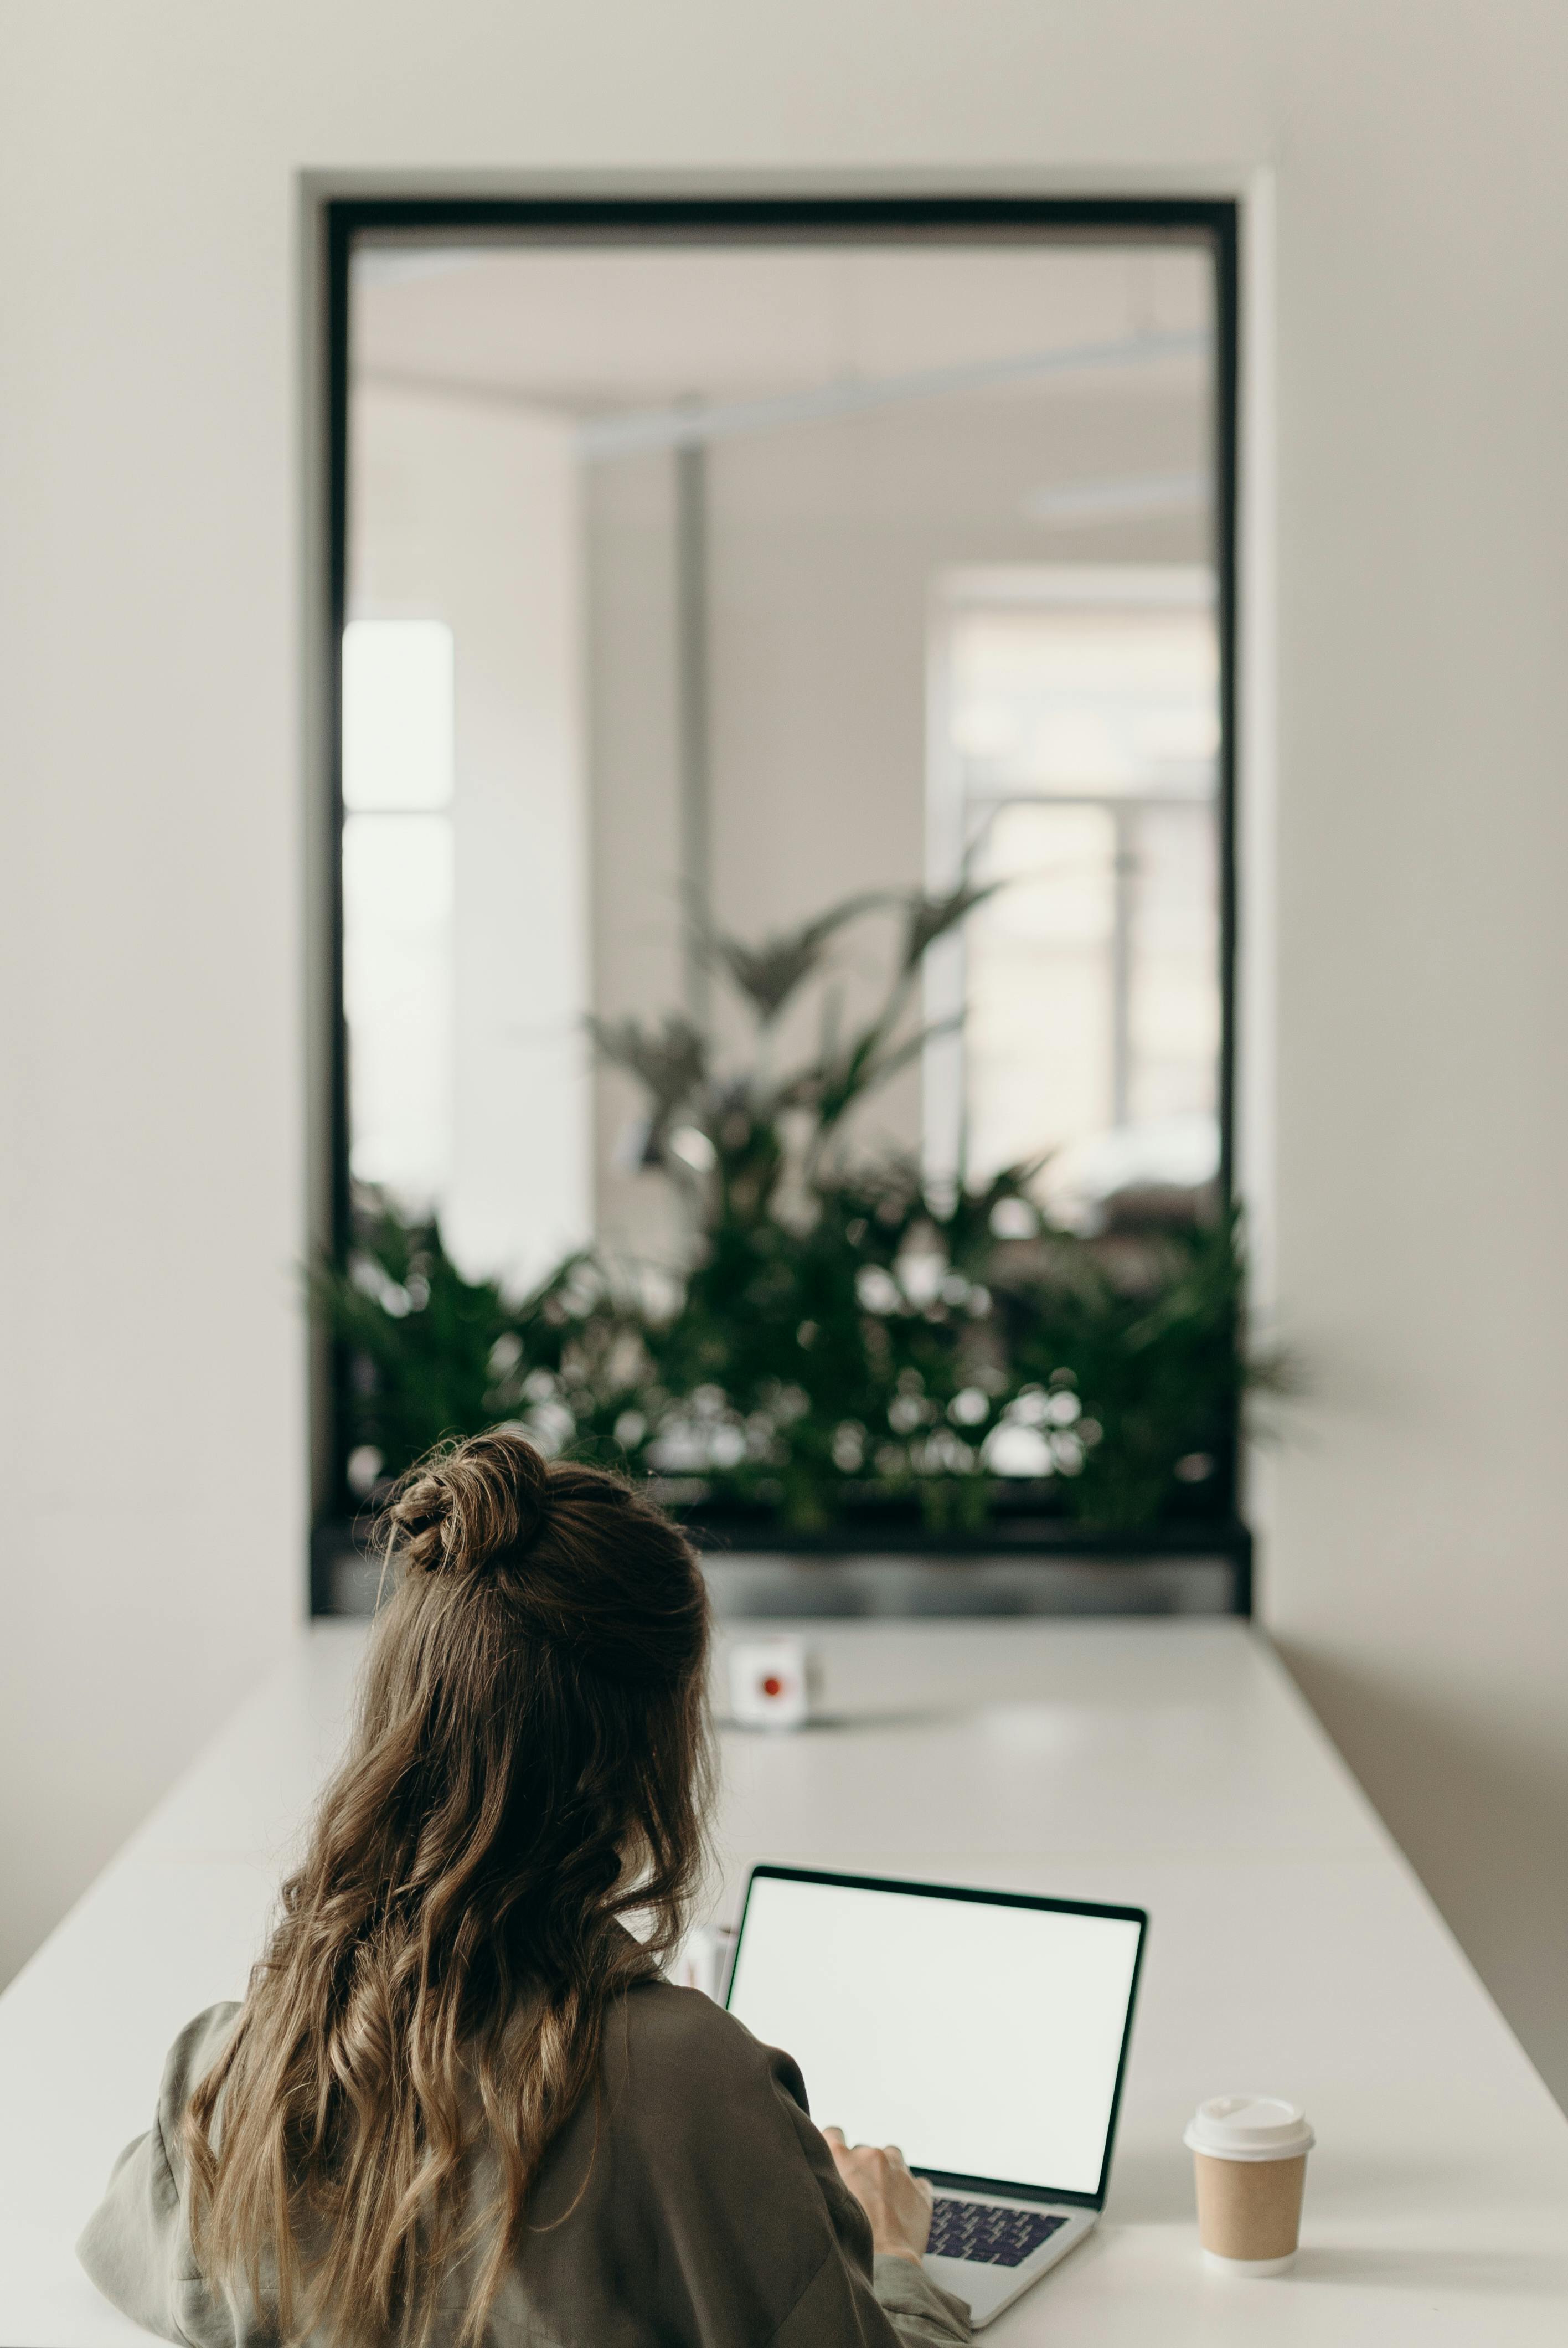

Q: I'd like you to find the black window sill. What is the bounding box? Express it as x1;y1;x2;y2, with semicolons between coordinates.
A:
312;1506;1251;1620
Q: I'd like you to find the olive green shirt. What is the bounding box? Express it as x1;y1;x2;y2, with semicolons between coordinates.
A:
79;1985;972;2347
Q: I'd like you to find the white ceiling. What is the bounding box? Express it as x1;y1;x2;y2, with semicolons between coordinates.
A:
351;238;1212;416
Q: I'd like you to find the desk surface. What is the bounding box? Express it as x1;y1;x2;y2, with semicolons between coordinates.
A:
2;1619;1565;2343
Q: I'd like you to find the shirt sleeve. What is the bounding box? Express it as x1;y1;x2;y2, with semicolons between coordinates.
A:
770;2047;967;2339
606;1987;972;2348
871;2255;974;2346
76;2005;243;2348
768;2141;972;2346
76;2117;194;2346
756;2042;972;2348
765;2239;971;2348
760;2244;967;2348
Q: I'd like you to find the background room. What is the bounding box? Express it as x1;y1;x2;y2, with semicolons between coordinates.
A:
322;219;1243;1616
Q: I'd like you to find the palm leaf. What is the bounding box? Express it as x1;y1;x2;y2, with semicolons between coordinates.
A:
587;1013;707;1122
700;891;882;1024
898;877;1001;972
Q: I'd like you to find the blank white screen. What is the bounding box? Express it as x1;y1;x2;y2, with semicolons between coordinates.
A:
726;1876;1141;2194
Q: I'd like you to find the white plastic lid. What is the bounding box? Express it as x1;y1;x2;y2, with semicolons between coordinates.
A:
1184;2095;1315;2162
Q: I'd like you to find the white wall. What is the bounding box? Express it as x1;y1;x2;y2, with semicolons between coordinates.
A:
2;0;1566;2102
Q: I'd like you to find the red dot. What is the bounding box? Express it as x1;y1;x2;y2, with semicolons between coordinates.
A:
761;1675;783;1698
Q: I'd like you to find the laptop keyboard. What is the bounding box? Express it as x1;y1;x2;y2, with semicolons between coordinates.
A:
927;2198;1068;2268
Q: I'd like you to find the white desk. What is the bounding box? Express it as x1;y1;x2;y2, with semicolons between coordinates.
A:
2;1620;1565;2343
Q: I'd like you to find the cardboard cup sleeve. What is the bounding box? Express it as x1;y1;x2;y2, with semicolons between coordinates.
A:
1184;2097;1315;2275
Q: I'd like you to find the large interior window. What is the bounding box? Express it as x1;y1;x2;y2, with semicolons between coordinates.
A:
321;198;1237;1572
925;568;1221;1223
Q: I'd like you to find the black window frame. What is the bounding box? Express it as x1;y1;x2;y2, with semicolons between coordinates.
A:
314;193;1243;1611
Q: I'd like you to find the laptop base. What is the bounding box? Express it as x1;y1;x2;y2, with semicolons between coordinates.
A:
924;2197;1098;2328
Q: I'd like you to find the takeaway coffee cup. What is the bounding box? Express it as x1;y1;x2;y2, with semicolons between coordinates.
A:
1184;2097;1315;2275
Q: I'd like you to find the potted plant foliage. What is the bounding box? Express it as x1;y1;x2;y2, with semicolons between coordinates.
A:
317;883;1270;1560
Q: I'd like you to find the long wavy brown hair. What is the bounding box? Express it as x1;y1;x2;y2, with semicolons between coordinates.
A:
184;1432;713;2348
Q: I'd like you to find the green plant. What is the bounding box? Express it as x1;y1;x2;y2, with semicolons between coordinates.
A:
317;885;1271;1532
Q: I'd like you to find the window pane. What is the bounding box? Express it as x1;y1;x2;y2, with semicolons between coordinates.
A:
342;620;455;811
1128;802;1220;1126
948;589;1218;801
940;576;1223;1217
964;802;1117;1177
343;812;453;1199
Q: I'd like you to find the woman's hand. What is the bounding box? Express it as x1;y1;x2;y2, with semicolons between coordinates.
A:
822;2128;935;2265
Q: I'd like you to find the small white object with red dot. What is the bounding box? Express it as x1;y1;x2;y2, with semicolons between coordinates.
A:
728;1635;814;1728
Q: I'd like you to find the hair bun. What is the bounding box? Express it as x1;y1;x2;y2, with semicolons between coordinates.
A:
385;1431;550;1578
381;1432;707;1691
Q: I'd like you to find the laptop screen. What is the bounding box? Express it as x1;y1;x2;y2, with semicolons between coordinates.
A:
725;1867;1146;2202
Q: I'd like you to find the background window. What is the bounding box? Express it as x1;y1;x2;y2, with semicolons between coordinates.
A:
323;205;1236;1563
341;619;456;1204
925;571;1221;1226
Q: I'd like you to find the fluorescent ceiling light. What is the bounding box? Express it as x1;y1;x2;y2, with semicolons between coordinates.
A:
1023;472;1208;525
576;332;1204;460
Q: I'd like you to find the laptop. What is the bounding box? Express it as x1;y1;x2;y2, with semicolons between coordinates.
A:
724;1865;1147;2328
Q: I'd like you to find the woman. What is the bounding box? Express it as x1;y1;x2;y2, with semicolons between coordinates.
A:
79;1432;970;2347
